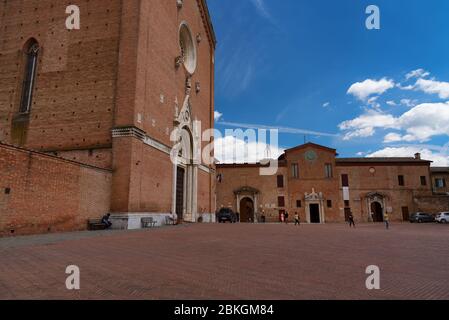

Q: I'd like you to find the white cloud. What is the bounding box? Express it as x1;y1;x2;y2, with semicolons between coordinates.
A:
367;147;449;167
386;100;398;106
405;68;430;80
322;102;330;108
341;101;449;142
413;78;449;99
400;99;418;107
383;133;402;143
386;99;417;107
347;78;395;101
214;135;284;164
339;110;397;140
214;111;223;121
397;101;449;141
367;96;381;109
383;133;416;143
397;83;415;90
342;127;375;140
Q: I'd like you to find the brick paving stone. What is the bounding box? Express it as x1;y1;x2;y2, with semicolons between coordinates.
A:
0;223;448;300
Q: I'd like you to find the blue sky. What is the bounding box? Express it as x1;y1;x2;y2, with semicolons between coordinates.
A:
208;0;449;166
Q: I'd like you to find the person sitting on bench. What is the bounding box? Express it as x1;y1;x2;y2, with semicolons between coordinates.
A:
101;213;112;229
167;213;178;225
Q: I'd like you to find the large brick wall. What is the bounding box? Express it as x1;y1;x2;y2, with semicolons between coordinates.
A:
0;0;121;166
415;195;449;214
216;164;288;223
110;0;216;214
0;143;112;236
336;162;433;222
431;169;449;194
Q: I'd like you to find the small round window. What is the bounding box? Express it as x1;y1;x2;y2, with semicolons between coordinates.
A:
179;23;197;74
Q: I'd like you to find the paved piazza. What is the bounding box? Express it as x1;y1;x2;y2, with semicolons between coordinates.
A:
0;223;448;300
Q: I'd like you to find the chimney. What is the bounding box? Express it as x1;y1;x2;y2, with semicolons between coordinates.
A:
414;153;421;160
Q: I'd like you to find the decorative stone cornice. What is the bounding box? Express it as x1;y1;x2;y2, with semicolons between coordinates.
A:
234;186;260;195
305;188;324;201
196;0;216;49
112;126;146;140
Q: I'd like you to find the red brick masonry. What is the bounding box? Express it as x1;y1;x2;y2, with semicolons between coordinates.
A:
0;143;112;236
0;223;447;299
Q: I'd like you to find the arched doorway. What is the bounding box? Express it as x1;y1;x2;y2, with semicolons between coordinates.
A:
234;186;260;223
171;95;199;224
240;198;254;223
366;192;387;223
371;202;384;222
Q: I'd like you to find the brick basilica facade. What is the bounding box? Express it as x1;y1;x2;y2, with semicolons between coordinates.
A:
0;0;217;235
216;143;449;224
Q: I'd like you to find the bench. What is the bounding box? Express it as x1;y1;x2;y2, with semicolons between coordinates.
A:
88;219;107;231
141;217;157;228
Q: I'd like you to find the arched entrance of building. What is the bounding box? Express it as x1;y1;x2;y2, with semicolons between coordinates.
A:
171;95;199;224
240;197;255;223
234;186;260;223
371;201;384;222
366;192;387;223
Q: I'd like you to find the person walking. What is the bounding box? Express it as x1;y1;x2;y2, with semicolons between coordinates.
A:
294;212;300;226
348;212;356;228
284;211;289;224
384;212;390;230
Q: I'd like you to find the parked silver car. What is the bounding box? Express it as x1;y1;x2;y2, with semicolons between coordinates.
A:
409;212;435;223
435;212;449;224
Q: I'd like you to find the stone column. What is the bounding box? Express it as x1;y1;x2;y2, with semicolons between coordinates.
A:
192;165;198;222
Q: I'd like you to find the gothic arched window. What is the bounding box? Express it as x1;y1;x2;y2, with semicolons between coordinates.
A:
19;39;39;113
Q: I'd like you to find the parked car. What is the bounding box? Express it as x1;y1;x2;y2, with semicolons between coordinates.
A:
216;208;237;223
435;212;449;224
409;212;435;223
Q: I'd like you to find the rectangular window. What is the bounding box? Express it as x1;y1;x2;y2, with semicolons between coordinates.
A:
296;200;302;208
325;164;333;178
278;196;285;207
398;175;405;186
341;174;349;187
291;163;299;179
20;42;39;113
277;175;284;188
420;176;427;186
344;200;350;207
435;178;446;188
327;200;332;208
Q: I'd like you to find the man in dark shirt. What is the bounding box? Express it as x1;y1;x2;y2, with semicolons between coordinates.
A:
102;213;112;229
348;213;356;228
